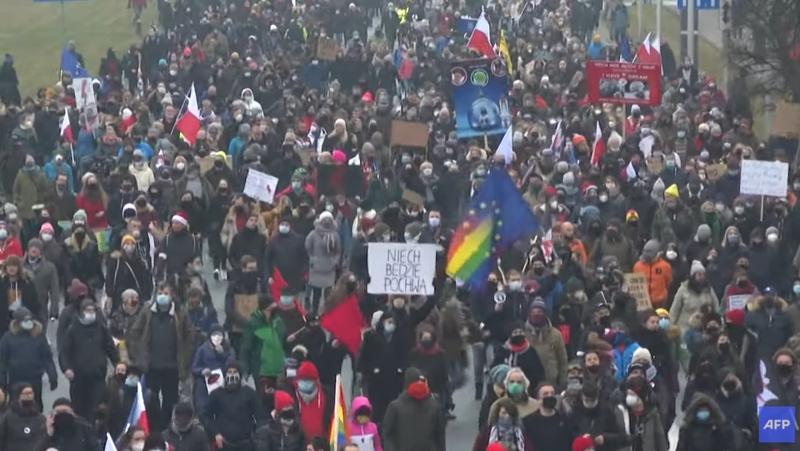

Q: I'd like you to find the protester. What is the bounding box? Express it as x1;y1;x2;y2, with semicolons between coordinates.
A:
0;383;46;449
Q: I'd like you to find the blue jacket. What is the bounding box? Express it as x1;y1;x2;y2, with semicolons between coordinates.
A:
191;340;236;378
43;160;75;193
612;338;640;382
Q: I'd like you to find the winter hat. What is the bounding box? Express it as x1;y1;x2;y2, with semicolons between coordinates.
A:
655;308;670;319
172;211;189;226
625;209;639;223
695;224;712;241
12;306;32;322
403;367;425;388
296;361;319;381
40;223;54;235
274;390;294;412
80;172;96;185
331;150;347;164
529;297;547;312
121;234;136;246
318;211;334;223
489;364;511;385
562;172;576;186
122;203;136;218
486;444;508;451
641;239;660;260
370;310;385;329
27;238;43;251
572;134;586;146
690;260;705;277
72;209;88;224
66;279;89;300
572;434;595;451
664;184;679;199
632;347;652;365
555;161;569;174
725;308;746;327
404;222;423;239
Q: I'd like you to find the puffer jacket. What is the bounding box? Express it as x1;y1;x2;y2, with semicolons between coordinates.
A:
676;394;734;451
632;257;673;307
348;396;383;451
0;319;57;386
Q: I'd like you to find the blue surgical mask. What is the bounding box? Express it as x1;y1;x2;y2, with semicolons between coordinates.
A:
125;376;139;387
0;229;7;240
793;284;800;296
695;409;710;422
383;323;396;334
156;294;171;306
658;318;670;329
297;379;315;394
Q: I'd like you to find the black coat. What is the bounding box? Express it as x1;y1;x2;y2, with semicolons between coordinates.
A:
493;345;546;390
105;254;154;307
0;320;57;387
60;320;119;378
0;276;39;337
569;403;630;451
266;232;308;293
253;418;306;451
202;385;265;445
163;422;211;451
409;347;449;396
228;228;268;271
0;403;46;451
64;236;104;289
35;417;96;451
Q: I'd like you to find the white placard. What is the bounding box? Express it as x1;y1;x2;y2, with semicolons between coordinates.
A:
205;369;224;393
367;243;437;295
243;169;278;204
727;294;749;311
740;160;788;197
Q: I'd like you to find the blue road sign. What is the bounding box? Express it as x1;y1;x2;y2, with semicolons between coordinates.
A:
677;0;720;9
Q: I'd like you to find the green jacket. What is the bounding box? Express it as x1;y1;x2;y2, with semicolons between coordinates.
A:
240;311;286;378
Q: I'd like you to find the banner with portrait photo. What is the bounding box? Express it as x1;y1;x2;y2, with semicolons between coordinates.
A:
450;59;511;138
586;61;661;106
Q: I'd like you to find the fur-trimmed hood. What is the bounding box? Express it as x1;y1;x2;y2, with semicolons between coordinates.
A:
488;397;522;426
747;295;789;312
682;393;726;427
9;318;43;337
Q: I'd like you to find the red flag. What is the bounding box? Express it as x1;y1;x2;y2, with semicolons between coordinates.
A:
635;33;662;66
320;293;364;356
467;12;496;59
590;121;605;166
60;108;73;143
175;83;201;146
270;267;288;302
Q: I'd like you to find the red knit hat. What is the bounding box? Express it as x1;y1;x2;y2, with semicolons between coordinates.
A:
486;443;507;451
725;308;746;327
274;390;294;412
572;434;595;451
172;211;189;226
296;361;319;381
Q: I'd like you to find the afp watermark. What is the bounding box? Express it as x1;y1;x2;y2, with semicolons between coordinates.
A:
759;406;797;443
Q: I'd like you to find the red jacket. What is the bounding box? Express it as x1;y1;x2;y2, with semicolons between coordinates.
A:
75;194;109;229
0;238;23;263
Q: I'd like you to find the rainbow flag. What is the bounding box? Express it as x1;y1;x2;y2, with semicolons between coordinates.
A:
446;168;539;290
329;375;349;451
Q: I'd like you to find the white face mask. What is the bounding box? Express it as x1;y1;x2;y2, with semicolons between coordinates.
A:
625;394;639;407
123;244;136;254
422;168;433;176
131;442;145;451
508;281;523;291
176;162;186;171
767;233;778;243
665;250;677;260
428;217;440;228
550;200;559;210
279;224;290;234
41;233;53;242
599;193;608;203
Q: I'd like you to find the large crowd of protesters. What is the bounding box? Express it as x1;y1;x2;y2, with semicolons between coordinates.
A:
0;0;796;450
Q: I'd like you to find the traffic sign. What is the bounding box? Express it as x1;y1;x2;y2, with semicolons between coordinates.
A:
677;0;719;9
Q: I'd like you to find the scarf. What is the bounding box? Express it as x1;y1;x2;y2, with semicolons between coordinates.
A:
407;381;430;400
488;424;525;451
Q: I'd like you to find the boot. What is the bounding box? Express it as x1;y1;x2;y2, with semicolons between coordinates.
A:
474;382;484;401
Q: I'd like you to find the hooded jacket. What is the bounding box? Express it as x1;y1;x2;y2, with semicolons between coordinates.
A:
163;420;210;451
305;219;341;288
676;394;733;451
0;318;57;386
240;311;286;378
473;397;533;451
382;368;446;451
125;301;194;380
670;279;720;330
348;396;383;451
745;295;794;360
525;318;568;388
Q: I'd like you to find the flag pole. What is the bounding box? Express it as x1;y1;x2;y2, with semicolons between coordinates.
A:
69;142;75;166
169;91;190;136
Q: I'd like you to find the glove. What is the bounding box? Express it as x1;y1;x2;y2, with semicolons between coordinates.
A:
202;368;211;377
49;378;58;391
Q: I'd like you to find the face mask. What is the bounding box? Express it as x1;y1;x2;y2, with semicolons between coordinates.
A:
156;294;171;306
291;181;302;191
734;206;745;215
82;312;96;324
509;281;523;291
665;250;677;260
550;200;559;210
626;394;639;407
586;364;600;374
695;409;710;422
428;217;440;228
777;364;794;376
658;318;670;329
506;381;524;397
40;232;53;242
727;235;739;245
131;442;145;451
767;233;778;243
583;398;598;409
383;323;396;334
297;379;316;394
225;373;241;387
422;168;433;176
53;412;75;430
542;395;557;410
280;418;294;428
599;193;608;203
123;244;135;254
125;375;139;387
211;334;223;346
279;224;290;234
793;284;800;295
0;229;7;240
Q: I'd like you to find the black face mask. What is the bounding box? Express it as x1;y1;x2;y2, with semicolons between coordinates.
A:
241;272;258;290
585;364;600;374
420;339;434;349
722;379;738;392
53;412;75;430
542;396;557;410
346;281;357;292
510;335;526;346
777;364;794;377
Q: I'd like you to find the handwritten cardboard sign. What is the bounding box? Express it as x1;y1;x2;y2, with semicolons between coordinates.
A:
624;272;652;311
367;243;437;295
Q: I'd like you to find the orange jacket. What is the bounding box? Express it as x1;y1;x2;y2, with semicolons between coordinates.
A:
632;258;673;307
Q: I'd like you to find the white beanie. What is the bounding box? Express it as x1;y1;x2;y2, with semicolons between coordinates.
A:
370;310;385;329
690;260;705;277
632;347;652;365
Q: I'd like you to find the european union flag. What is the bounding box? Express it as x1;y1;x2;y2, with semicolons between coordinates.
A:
60;48;89;78
619;37;633;62
446;167;539;290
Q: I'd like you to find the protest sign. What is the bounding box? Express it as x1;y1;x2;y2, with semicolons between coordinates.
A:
367;243;437;295
705;163;727;182
624;273;652;311
740;160;788;198
316;38;340;61
450;59;511;138
727;294;749;311
243;169;279;204
72;77;99;130
390;120;430;149
205;369;224;393
586;61;661;106
772;101;800;138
